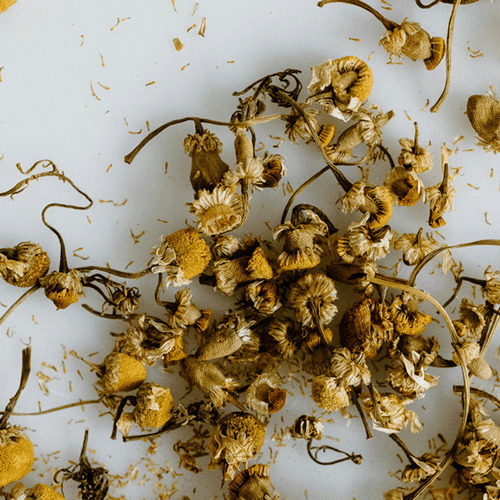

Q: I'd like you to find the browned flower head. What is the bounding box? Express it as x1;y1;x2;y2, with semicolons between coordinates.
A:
208;412;266;481
0;242;50;287
228;464;279;500
467;92;500;153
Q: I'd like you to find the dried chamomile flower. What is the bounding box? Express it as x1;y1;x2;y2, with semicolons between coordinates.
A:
79;351;147;395
425;144;456;228
379;19;444;69
453;339;492;380
0;426;35;488
457;298;487;340
311;375;350;412
224;157;265;191
341;181;394;229
383;167;424;207
228;464;279;500
261;152;286;188
39;269;84;310
464;399;500;447
273;210;328;271
389;293;433;337
0;242;50;287
266;319;299;360
339;297;393;359
6;482;66;500
208;412;266;481
150;227;211;287
389;334;439;363
484;266;500;305
467;91;500;153
401;453;440;483
307;56;373;121
181;355;243;410
287;273;338;328
190;185;244;236
394;228;437;266
388;351;438;398
281;104;320;143
288;415;324;440
454;438;499;480
300;326;334;353
104;283;140;317
184;125;230;194
398;138;432;173
167;288;207;331
0;0;16;14
383;488;407;500
245;371;286;418
131;383;174;429
196;313;255;361
245;280;281;316
213;246;273;296
334;219;394;262
116;319;177;367
330;347;371;387
362;390;422;434
325;106;394;162
212;235;243;260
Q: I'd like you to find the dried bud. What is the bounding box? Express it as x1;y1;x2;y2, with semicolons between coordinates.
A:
150;227;211;287
289;415;324;440
39;269;84;310
208;412;266;481
0;426;34;488
0;242;50;287
308;56;373;121
467;92;500;153
184;128;230;193
260;152;286;188
228;464;279;500
132;383;174;429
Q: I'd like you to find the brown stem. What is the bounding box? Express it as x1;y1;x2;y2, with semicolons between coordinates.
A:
349;386;373;440
389;433;417;463
5;399;101;416
306;439;363;465
318;0;398;31
0;347;31;429
430;0;462;113
453;385;500;409
0;283;42;326
75;265;153;279
111;396;137;440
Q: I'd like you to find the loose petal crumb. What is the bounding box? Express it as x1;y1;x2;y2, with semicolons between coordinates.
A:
173;38;184;51
468;46;483;58
368;51;375;60
110;17;130;31
131;229;145;243
98;82;110;90
191;2;199;15
146;81;155;86
106;164;113;172
198;17;206;36
80;35;84;46
485;212;491;225
90;81;100;100
187;24;196;32
453;135;464;144
349;37;360;41
32;315;38;324
128;129;142;134
165;161;168;173
125;261;134;269
171;0;176;12
404;110;412;121
181;63;190;71
467;183;479;190
421;99;430;111
100;53;105;66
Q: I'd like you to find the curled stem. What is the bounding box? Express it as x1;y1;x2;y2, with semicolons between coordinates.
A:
306;438;363;465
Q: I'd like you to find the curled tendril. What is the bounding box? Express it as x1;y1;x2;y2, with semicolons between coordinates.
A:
306;439;363;466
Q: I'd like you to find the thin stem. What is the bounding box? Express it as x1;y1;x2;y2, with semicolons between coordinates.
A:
376;144;396;170
453;385;500;409
430;0;462;113
0;347;31;429
0;283;41;326
349;386;373;440
290;204;338;235
123;115;282;164
415;0;442;7
280;166;330;224
408;239;500;287
4;399;101;416
111;396;137;440
309;299;334;356
40;171;93;273
317;0;398;31
389;433;417;463
75;265;153;280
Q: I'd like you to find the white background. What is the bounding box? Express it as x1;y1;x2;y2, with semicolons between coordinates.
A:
1;1;500;499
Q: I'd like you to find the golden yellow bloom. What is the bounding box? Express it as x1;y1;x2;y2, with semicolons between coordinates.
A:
7;482;66;500
0;426;34;488
311;376;350;412
0;242;50;287
39;269;84;310
384;167;424;207
389;293;433;337
98;352;147;394
208;412;266;481
0;0;16;14
308;56;373;120
150;227;211;287
132;383;174;429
